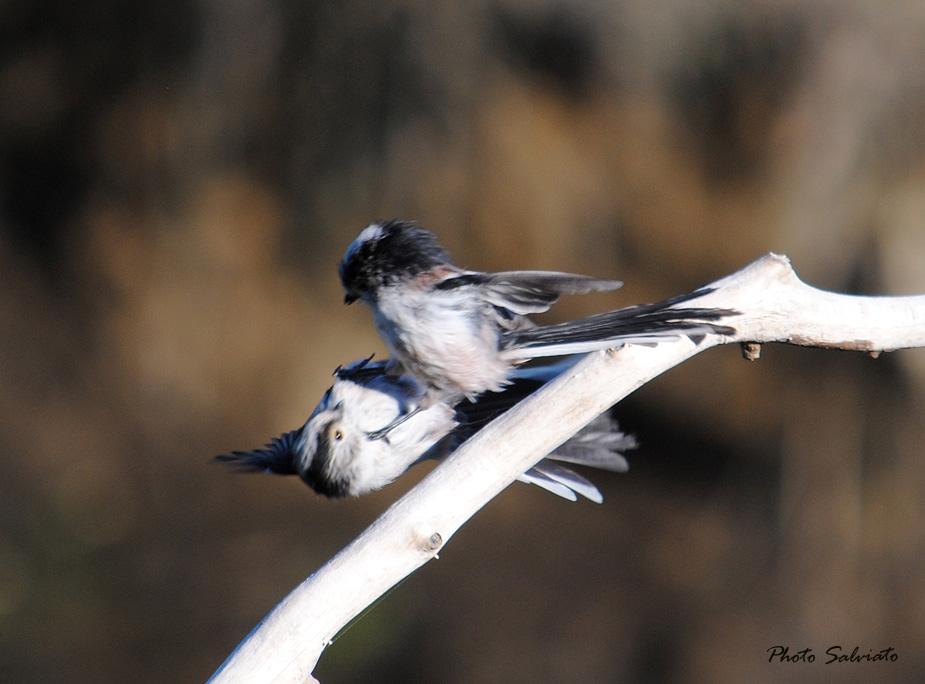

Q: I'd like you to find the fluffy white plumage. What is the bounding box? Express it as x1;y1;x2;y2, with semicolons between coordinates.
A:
339;220;735;404
218;358;634;501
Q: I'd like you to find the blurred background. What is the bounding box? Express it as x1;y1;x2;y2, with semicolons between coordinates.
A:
2;0;925;682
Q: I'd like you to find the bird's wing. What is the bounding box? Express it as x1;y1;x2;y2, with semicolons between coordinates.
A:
545;412;635;472
434;270;622;315
519;412;636;503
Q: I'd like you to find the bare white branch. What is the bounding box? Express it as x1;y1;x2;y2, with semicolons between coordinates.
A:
208;253;925;684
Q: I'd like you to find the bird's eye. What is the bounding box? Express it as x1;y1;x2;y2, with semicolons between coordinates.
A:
333;429;344;441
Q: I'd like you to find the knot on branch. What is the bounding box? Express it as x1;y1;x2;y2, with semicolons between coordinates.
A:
415;531;443;556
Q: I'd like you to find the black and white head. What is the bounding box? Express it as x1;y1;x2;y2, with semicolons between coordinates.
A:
339;220;455;305
215;399;370;498
293;401;374;497
297;360;453;496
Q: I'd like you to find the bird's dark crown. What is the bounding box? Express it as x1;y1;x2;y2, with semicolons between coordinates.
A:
339;220;454;302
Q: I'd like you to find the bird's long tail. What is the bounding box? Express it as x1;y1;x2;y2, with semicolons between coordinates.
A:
501;287;737;358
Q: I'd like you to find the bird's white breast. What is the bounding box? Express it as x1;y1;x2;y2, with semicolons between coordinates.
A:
374;286;511;399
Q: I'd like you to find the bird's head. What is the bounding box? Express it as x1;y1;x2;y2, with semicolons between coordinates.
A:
339;220;454;304
296;402;373;497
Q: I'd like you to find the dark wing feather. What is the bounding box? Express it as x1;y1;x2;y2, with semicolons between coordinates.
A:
453;376;546;428
435;270;622;315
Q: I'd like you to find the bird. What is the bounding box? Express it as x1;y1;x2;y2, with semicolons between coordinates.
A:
338;220;736;408
216;357;634;502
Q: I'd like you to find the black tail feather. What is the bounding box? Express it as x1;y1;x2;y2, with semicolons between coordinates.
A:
214;428;302;476
503;287;737;351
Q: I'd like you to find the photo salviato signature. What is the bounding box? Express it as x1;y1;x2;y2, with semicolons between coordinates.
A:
767;645;898;664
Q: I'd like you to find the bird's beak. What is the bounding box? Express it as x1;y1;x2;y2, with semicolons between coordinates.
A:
344;293;357;305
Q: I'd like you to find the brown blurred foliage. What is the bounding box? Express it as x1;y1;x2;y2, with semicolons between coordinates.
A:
2;1;925;683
